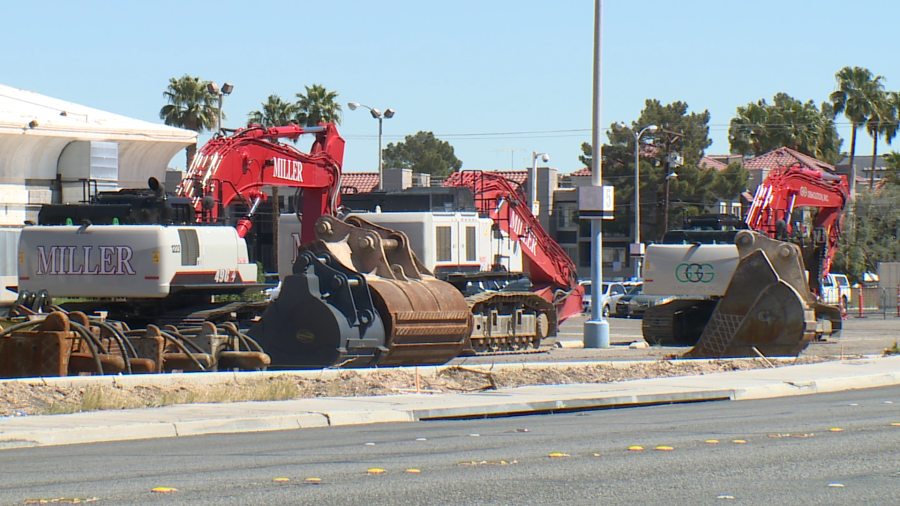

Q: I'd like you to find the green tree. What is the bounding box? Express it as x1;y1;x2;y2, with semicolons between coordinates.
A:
830;66;885;196
832;185;900;281
582;99;747;242
728;93;842;164
295;84;342;126
383;131;462;177
159;74;220;167
248;94;300;127
865;91;899;186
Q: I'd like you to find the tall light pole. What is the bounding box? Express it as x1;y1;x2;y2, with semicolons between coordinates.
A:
615;122;658;279
661;172;678;239
348;102;395;191
530;151;549;216
207;81;234;133
583;0;609;349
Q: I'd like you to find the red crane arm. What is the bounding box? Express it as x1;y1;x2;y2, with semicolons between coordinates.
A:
175;123;345;243
443;170;579;291
745;164;848;278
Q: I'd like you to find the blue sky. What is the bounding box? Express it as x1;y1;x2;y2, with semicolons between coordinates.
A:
5;0;900;175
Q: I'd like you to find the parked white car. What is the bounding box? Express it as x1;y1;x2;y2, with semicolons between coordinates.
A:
580;280;628;318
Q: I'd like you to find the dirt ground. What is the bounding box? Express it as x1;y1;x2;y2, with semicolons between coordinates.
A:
1;314;897;418
0;357;828;417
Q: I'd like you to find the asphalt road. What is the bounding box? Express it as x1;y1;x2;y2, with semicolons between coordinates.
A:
450;312;900;365
1;386;898;505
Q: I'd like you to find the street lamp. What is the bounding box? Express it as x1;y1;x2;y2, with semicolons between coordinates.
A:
530;152;550;216
348;102;395;191
207;81;234;134
661;172;679;239
615;122;658;278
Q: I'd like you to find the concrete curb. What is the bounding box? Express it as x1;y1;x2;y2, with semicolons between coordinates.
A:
2;357;899;449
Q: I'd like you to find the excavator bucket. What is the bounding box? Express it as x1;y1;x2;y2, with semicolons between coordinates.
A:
248;216;472;368
685;231;819;358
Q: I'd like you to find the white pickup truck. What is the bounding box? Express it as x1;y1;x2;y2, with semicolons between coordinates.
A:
820;273;852;308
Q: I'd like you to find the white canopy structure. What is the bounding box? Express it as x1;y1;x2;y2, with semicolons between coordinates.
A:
0;83;196;224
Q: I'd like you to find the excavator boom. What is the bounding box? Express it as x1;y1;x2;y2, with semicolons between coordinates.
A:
175;124;345;243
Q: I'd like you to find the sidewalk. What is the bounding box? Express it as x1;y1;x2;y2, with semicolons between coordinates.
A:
1;356;898;449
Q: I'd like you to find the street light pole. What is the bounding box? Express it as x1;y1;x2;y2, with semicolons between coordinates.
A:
584;0;609;349
616;122;658;279
531;151;549;216
207;82;234;134
348;102;395;191
662;172;678;239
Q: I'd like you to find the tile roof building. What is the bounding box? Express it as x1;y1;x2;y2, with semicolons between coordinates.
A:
340;172;380;194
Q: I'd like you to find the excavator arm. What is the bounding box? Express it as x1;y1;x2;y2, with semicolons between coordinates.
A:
745;164;849;288
443;170;583;319
175;123;345;243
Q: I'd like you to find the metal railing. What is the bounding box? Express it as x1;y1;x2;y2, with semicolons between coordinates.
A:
844;286;900;318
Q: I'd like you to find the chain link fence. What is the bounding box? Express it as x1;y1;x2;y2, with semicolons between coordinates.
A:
844;286;900;318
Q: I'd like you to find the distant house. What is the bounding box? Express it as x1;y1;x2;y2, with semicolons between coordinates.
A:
699;154;743;170
743;147;836;190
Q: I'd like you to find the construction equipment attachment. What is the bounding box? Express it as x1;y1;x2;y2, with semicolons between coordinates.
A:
247;215;473;368
685;230;821;358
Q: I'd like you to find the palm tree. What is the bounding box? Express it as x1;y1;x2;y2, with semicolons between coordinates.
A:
729;101;769;156
865;91;899;187
295;84;342;126
159;75;220;168
830;66;884;197
248;94;300;127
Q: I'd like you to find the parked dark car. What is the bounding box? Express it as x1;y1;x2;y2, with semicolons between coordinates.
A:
617;288;675;319
614;283;643;318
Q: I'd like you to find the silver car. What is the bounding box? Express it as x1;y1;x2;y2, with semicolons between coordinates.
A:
580;281;627;318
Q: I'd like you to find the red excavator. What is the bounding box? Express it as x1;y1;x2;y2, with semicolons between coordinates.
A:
641;163;849;356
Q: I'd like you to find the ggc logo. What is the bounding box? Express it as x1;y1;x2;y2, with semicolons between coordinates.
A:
675;263;715;283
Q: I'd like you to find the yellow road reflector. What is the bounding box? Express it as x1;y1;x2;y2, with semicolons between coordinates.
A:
469;433;480;437
273;477;290;482
367;468;386;474
548;452;570;458
306;478;322;483
628;446;644;451
732;440;747;444
364;442;376;446
891;422;900;427
415;437;427;441
655;446;674;451
827;483;845;488
25;499;100;504
705;439;719;444
151;487;178;493
829;428;843;432
593;453;601;457
406;469;421;473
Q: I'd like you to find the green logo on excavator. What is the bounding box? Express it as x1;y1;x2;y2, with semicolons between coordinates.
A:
675;263;715;283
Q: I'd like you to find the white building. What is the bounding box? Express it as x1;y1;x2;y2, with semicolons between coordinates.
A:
0;83;196;225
